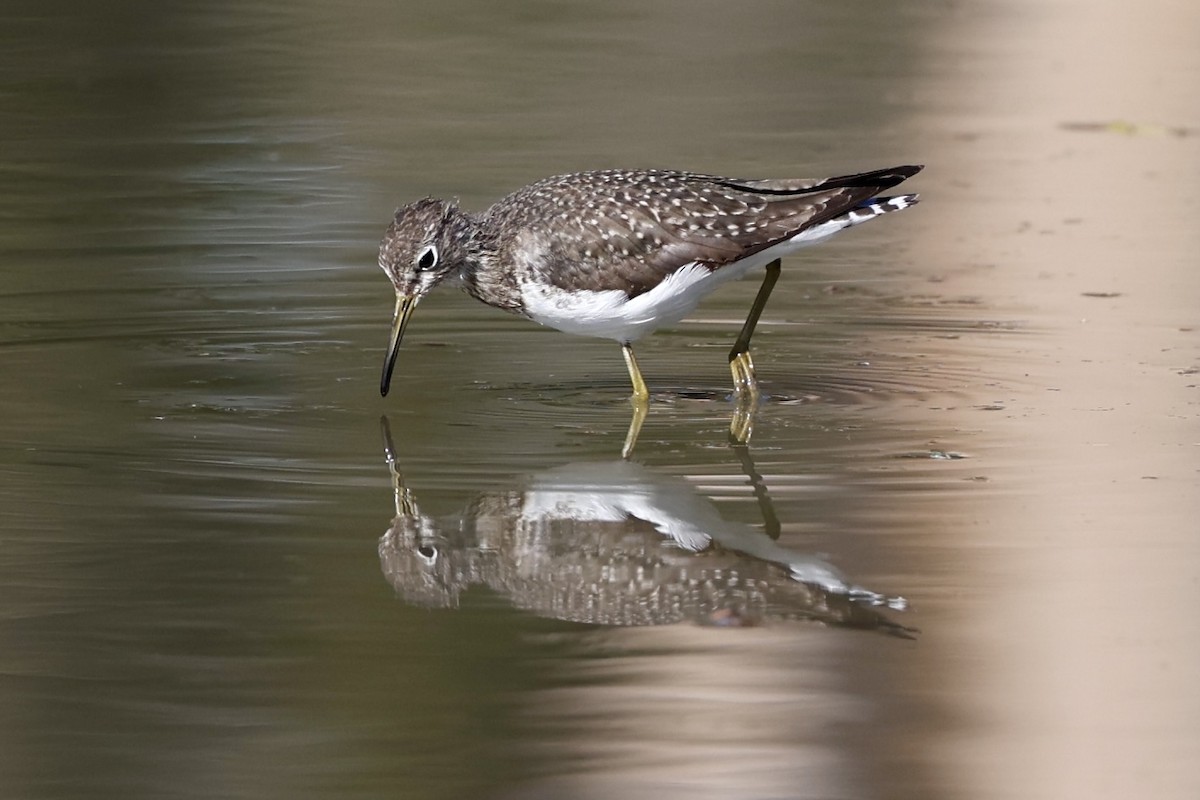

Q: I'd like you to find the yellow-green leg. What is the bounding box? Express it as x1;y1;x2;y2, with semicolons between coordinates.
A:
621;343;649;458
622;343;649;403
727;259;781;443
727;258;781;399
729;399;755;445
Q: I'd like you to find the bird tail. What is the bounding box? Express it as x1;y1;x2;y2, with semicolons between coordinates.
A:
844;193;920;226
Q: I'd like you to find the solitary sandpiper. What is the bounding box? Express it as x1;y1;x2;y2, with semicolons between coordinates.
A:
377;166;921;446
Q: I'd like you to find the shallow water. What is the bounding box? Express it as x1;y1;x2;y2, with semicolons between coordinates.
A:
2;1;1198;799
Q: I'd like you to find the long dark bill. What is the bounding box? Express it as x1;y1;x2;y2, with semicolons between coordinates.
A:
381;293;417;397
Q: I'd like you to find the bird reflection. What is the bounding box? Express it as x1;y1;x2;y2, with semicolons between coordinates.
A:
378;418;914;637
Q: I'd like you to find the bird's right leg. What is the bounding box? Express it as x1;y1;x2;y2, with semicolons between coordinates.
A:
622;343;650;403
621;343;649;458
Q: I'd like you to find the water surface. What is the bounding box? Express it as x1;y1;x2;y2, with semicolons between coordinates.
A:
1;2;1198;799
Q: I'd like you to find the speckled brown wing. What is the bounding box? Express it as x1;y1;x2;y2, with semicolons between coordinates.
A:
485;167;918;297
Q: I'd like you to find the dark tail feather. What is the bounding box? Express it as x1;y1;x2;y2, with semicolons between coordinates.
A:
819;165;924;193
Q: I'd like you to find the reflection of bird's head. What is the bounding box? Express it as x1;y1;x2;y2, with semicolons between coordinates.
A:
378;515;462;609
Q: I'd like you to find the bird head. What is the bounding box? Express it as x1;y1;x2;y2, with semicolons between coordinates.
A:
377;197;465;396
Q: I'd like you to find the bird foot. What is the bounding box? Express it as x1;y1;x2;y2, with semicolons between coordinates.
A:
729;351;763;401
728;351;764;444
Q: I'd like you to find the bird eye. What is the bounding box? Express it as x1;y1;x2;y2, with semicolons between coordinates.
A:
416;245;438;271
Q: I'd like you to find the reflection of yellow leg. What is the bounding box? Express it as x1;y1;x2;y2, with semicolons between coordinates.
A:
730;440;780;539
729;393;757;444
621;343;649;402
729;350;762;443
622;395;648;459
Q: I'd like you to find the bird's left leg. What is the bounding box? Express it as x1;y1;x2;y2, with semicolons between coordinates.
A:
728;258;781;399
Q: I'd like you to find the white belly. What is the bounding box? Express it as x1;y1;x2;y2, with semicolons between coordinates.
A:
519;261;738;342
519;220;846;343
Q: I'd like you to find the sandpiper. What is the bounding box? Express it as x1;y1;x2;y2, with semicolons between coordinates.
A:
378;165;921;408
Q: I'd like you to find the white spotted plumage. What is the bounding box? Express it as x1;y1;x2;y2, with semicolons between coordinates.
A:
518;192;916;343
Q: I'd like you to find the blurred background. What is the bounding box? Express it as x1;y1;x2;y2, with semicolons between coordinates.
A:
1;1;1197;798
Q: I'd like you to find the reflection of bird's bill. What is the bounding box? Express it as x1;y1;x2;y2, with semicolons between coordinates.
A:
381;293;417;397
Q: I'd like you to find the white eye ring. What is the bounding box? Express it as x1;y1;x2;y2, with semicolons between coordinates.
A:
416;245;438;271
